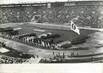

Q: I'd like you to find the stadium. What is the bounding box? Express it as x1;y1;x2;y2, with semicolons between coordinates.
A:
0;0;103;63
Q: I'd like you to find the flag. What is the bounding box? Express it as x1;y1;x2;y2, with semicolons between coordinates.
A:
70;21;80;35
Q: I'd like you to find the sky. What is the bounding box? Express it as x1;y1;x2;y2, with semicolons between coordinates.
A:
0;0;102;4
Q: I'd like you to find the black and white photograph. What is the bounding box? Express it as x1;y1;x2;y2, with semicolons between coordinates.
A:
0;0;103;64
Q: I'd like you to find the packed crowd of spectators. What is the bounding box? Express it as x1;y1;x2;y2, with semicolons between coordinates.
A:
40;51;103;63
0;7;39;23
0;41;36;64
0;55;27;64
0;3;103;28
